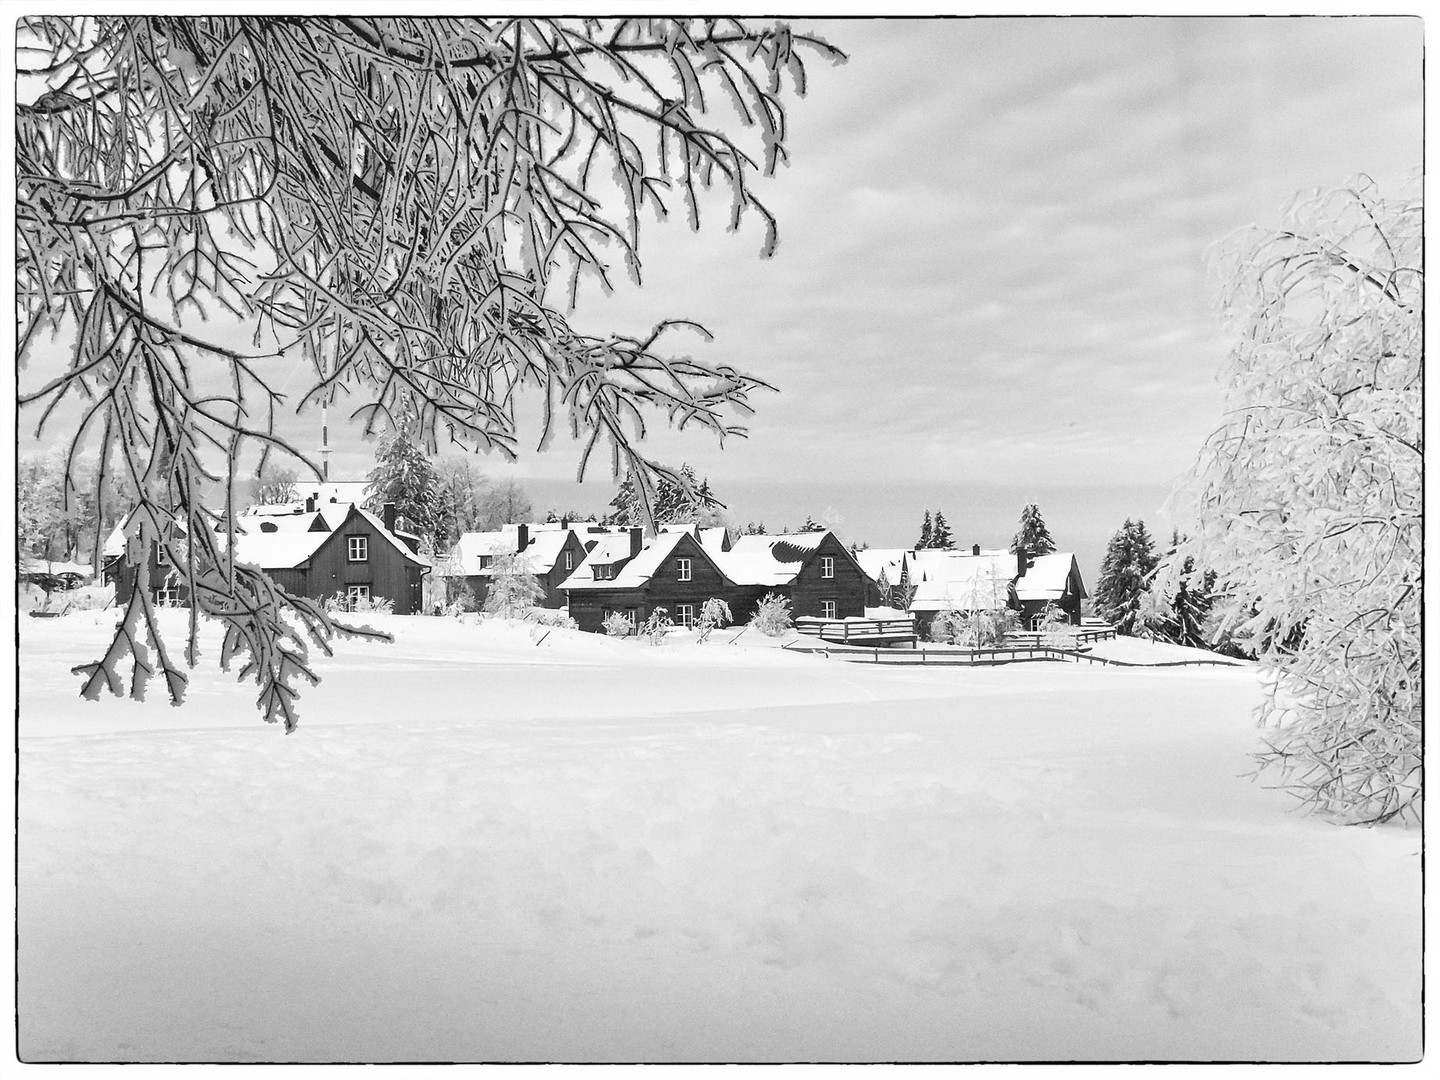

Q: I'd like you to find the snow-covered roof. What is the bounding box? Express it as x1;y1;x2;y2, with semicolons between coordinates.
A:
232;505;429;570
517;530;573;573
1014;552;1086;602
237;508;324;533
907;551;1015;612
20;556;93;578
720;532;829;587
561;531;686;591
299;480;371;506
856;548;908;585
450;531;516;574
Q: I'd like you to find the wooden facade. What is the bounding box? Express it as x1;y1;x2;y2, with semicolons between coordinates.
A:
565;531;731;633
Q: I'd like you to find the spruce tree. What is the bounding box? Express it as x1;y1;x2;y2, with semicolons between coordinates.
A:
1094;518;1160;635
364;427;441;544
930;509;954;550
917;510;933;550
1011;503;1056;557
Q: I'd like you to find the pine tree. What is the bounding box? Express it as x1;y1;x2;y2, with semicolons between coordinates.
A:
1011;503;1056;557
917;510;933;550
930;509;954;550
364;427;441;543
1094;518;1159;635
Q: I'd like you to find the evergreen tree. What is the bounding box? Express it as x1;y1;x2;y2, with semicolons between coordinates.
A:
1010;503;1056;557
917;510;933;550
364;427;441;544
799;515;825;533
604;464;723;527
930;509;954;550
1094;518;1160;635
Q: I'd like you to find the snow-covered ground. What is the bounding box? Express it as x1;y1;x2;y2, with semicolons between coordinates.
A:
16;611;1421;1063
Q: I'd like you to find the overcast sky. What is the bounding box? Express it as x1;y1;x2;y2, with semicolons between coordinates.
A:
514;15;1423;575
15;15;1424;581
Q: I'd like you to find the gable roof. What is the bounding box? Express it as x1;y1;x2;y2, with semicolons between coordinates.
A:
906;550;1016;612
232;504;429;570
720;531;834;587
856;548;908;586
561;531;700;591
1014;552;1087;602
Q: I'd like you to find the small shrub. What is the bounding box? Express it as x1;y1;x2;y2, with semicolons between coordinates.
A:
523;607;578;629
695;597;732;642
484;553;544;617
602;611;634;637
1038;603;1078;649
928;607;966;645
749;592;792;637
641;607;673;645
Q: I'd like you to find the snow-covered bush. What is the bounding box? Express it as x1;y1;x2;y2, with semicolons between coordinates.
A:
483;554;544;617
954;608;1016;648
523;608;577;630
927;607;966;645
602;611;634;637
695;597;732;642
641;607;673;645
749;592;792;637
1164;178;1421;824
323;592;393;614
1037;603;1078;649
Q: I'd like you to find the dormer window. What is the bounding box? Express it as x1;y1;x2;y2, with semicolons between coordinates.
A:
594;563;614;581
478;554;493;569
821;555;835;579
677;557;692;582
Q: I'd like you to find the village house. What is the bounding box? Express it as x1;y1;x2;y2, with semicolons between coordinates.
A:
107;500;431;614
901;545;1088;637
719;530;868;623
561;527;732;633
445;522;599;610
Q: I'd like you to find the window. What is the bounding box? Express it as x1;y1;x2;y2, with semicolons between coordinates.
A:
347;535;368;562
677;557;692;582
594;563;614;581
478;554;493;569
564;551;574;572
676;603;695;628
346;583;371;605
821;599;837;619
820;555;835;579
157;586;181;607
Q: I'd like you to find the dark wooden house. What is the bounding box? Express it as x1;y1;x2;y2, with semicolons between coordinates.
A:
448;523;602;610
561;528;732;633
720;531;869;623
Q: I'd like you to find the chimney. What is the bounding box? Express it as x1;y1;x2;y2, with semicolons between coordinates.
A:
560;515;570;530
1015;545;1028;578
629;526;642;559
972;544;980;556
382;502;396;533
516;523;529;552
306;495;316;513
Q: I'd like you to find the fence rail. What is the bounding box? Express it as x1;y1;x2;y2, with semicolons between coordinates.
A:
794;616;918;646
782;639;1246;669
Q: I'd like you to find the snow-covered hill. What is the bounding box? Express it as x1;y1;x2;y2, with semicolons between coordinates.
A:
16;612;1420;1062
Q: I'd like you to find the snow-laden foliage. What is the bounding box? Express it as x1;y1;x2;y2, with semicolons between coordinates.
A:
695;597;733;642
1095;519;1160;636
749;592;793;637
17;16;841;723
641;608;674;645
1011;503;1057;558
364;427;441;544
929;510;954;550
928;607;967;645
602;611;634;638
605;464;723;528
483;554;545;618
1162;177;1421;825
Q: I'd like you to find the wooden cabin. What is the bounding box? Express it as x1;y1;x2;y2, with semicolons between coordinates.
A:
720;530;869;623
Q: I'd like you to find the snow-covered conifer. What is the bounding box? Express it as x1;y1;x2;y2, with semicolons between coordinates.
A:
1010;503;1056;557
1094;519;1159;636
930;510;954;550
916;510;933;550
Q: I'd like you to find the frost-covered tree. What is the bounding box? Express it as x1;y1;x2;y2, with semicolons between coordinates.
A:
916;510;933;550
1010;503;1056;557
749;592;792;636
482;554;544;618
250;466;298;507
1094;519;1159;636
17;16;840;727
1162;178;1421;824
365;427;440;543
605;463;723;527
929;510;953;550
695;597;733;642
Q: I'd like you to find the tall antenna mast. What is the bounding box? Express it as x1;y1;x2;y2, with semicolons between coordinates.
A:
319;401;332;481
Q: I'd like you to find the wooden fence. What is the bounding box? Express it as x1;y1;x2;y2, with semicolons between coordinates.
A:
781;639;1246;669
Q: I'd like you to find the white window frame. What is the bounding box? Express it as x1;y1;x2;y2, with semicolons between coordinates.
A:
347;535;368;563
820;555;835;579
564;551;574;572
677;557;692;582
346;583;371;605
676;603;695;628
594;563;613;581
821;599;838;619
157;585;182;607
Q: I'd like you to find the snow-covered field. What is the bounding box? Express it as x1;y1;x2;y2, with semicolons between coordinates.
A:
16;611;1421;1063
